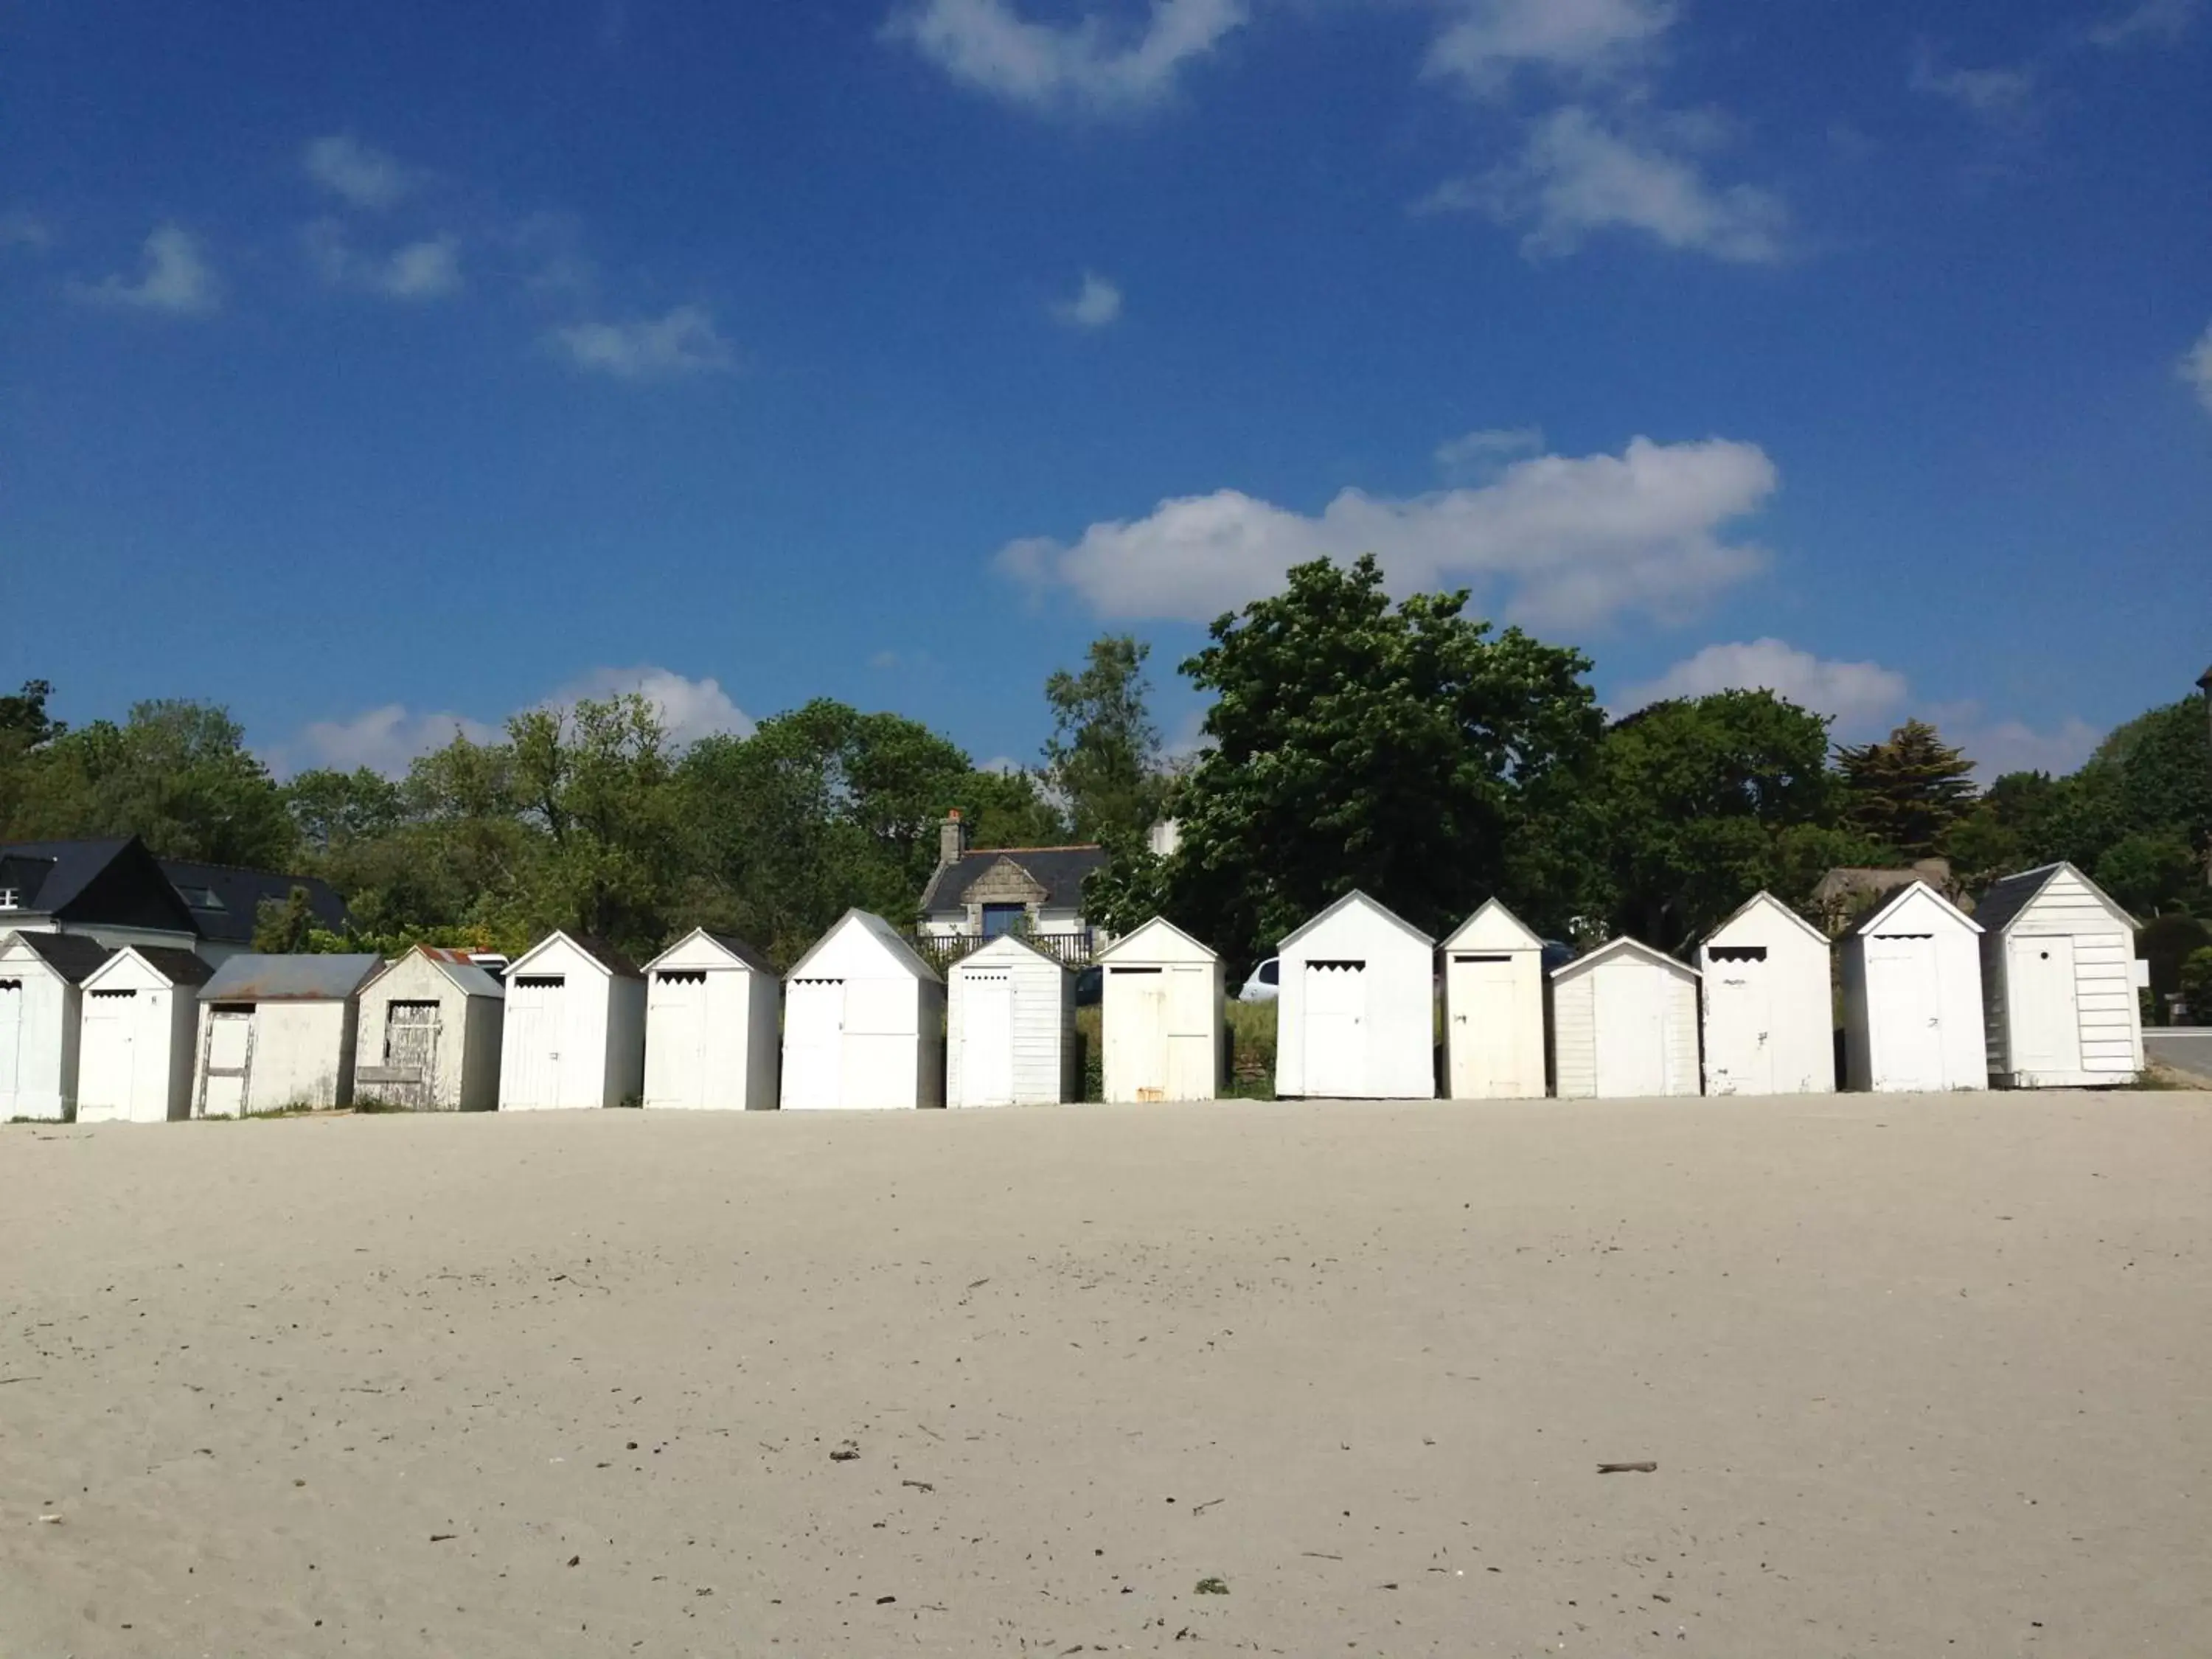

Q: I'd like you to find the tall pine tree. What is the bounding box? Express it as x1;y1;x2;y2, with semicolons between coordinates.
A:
1837;719;1977;857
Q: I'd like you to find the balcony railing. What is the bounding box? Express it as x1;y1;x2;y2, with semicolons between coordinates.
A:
910;929;1096;971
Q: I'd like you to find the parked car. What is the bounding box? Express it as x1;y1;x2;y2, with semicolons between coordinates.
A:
1238;957;1281;1002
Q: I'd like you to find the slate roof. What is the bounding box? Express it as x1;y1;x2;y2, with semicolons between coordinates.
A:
1;929;116;982
159;858;352;946
133;946;215;987
200;953;383;1003
0;840;131;914
917;845;1108;917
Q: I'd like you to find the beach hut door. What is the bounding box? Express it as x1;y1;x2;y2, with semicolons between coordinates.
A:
381;1001;441;1109
785;978;844;1106
1703;947;1770;1096
647;970;709;1108
0;978;21;1116
1303;961;1366;1096
1593;966;1665;1097
1867;936;1941;1090
964;969;1016;1105
504;975;565;1108
2008;936;2081;1077
1447;953;1519;1098
200;1006;254;1117
80;989;137;1120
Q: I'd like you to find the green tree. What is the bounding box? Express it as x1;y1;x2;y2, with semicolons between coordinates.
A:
509;694;686;956
1102;555;1601;970
951;766;1069;849
1837;719;1976;857
2094;830;2199;917
284;768;406;852
13;700;297;867
677;699;984;962
1043;636;1166;843
252;885;321;952
1588;691;1870;951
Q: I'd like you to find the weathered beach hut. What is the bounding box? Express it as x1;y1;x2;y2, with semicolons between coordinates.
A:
1698;891;1837;1096
1439;900;1548;1100
0;931;113;1121
497;933;647;1111
945;933;1077;1108
1551;936;1702;1099
781;910;945;1110
641;929;780;1111
74;946;211;1124
1973;862;2145;1088
1840;881;1986;1093
1275;891;1436;1100
352;946;505;1111
194;953;382;1116
1096;917;1223;1104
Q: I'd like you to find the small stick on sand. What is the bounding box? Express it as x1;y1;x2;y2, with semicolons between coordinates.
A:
1597;1461;1658;1474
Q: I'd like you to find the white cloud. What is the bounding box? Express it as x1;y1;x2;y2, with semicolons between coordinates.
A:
551;666;755;744
2179;321;2212;414
1051;270;1124;328
1426;105;1786;263
1616;639;1910;734
1426;0;1673;97
1435;425;1544;473
1909;47;2037;130
883;0;1247;114
547;305;734;380
305;220;463;300
302;134;417;209
0;211;52;252
70;223;220;316
999;434;1778;630
277;667;754;777
2088;0;2199;47
283;705;501;777
1950;714;2106;782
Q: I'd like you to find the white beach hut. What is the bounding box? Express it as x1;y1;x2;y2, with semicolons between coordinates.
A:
1972;861;2145;1088
352;946;505;1111
642;929;781;1111
946;934;1077;1109
1097;917;1224;1105
1698;891;1837;1096
1840;881;1986;1093
498;933;647;1111
1439;900;1548;1100
74;946;212;1124
193;953;383;1117
0;931;114;1121
1275;891;1436;1100
1551;936;1702;1099
781;910;945;1111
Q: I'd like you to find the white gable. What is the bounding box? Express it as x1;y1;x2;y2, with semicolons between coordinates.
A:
1998;863;2135;936
1441;898;1543;953
1857;881;1981;939
787;910;941;984
1279;889;1435;955
1705;891;1829;951
954;933;1065;974
508;931;616;981
1554;934;1700;984
1096;915;1218;966
647;928;773;975
0;933;72;984
82;946;185;993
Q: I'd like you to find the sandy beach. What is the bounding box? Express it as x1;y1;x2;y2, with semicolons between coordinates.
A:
3;1093;2208;1657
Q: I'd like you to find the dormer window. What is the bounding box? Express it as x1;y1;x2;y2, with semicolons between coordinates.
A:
0;888;18;911
175;884;226;912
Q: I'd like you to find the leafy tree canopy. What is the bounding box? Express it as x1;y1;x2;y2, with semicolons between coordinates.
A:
1838;719;1976;858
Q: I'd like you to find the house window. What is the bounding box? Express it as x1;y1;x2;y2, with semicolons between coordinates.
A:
981;903;1027;939
0;888;17;911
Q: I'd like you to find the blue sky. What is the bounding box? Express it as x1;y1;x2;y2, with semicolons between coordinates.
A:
4;0;2208;781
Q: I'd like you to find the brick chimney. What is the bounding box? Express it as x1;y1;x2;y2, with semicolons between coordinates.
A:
939;808;968;866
